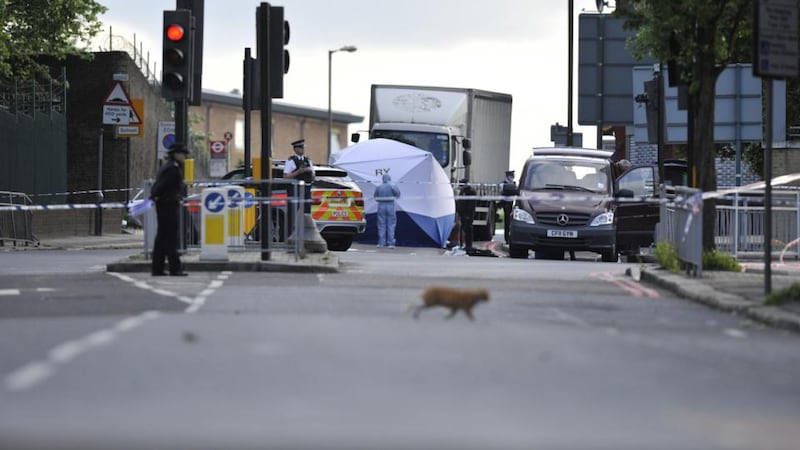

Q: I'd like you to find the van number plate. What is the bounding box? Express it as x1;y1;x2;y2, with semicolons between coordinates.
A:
331;210;349;218
547;229;577;238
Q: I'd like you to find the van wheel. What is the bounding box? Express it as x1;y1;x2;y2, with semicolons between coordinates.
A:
601;248;618;262
508;245;528;259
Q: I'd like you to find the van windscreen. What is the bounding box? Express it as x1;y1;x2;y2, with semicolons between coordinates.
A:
523;159;610;194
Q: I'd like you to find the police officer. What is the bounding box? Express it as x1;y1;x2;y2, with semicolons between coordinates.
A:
456;179;477;252
283;139;315;214
500;170;518;245
150;143;189;276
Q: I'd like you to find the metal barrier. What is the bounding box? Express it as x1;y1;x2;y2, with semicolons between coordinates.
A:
656;186;703;277
714;189;800;259
0;191;37;246
144;179;306;258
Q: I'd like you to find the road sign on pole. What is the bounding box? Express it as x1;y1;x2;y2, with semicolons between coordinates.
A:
158;121;176;159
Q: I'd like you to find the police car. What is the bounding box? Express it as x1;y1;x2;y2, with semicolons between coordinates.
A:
222;162;366;251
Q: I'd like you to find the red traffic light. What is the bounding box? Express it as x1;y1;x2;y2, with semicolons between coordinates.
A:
166;24;185;41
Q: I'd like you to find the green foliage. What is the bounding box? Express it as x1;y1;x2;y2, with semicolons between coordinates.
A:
614;1;752;85
0;0;107;84
702;249;742;272
766;282;800;306
615;0;752;252
742;142;764;179
654;241;680;273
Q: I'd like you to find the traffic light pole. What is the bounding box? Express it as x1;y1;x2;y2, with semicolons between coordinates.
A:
258;3;273;261
175;98;189;151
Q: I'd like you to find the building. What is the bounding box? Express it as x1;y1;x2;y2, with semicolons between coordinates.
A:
192;89;364;173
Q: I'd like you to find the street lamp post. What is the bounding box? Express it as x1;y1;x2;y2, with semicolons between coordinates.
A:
328;45;357;160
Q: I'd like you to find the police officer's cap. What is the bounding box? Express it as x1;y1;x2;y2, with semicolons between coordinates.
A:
291;139;305;149
168;143;190;154
505;170;515;177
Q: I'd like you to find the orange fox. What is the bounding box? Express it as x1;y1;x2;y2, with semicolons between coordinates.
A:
411;286;490;321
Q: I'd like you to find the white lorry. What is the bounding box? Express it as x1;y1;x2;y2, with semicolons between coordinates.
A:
356;84;513;240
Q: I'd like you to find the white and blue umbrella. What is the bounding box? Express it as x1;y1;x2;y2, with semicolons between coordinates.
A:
333;138;455;247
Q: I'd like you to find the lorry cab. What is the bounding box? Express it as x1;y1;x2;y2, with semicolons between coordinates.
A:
370;122;455;172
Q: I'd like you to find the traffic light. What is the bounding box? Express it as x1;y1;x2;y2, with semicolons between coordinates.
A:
162;10;194;100
269;6;289;98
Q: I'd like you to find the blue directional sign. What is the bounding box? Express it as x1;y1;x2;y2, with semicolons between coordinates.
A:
204;192;225;213
243;191;256;209
227;189;243;208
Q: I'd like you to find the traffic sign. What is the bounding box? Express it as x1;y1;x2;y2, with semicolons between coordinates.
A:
243;191;256;209
209;140;227;158
116;126;140;137
754;0;800;78
227;188;243;208
209;159;227;178
204;192;226;213
103;105;131;125
104;81;133;105
158;121;176;159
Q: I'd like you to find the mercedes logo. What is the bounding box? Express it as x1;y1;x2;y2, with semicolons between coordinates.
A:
557;214;570;226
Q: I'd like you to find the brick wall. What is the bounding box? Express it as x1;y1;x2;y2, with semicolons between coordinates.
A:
190;101;349;171
629;142;761;188
64;52;172;204
32;209;124;238
773;147;800;186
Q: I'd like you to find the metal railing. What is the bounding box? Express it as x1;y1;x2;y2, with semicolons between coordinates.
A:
141;179;307;259
0;191;37;246
656;186;704;277
0;69;67;116
715;189;800;259
96;27;160;87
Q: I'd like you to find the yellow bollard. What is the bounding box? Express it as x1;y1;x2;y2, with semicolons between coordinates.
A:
184;158;195;183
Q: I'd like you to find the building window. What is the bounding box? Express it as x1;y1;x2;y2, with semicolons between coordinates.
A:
235;119;244;151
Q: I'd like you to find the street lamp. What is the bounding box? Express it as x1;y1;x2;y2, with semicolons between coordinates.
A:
328;45;357;160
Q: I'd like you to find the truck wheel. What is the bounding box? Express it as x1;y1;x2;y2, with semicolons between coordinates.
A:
508;245;528;259
324;235;353;251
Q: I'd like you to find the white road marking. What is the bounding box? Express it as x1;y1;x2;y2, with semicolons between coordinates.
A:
4;273;233;392
724;328;748;339
550;307;589;327
4;310;161;392
105;272;194;305
35;287;56;292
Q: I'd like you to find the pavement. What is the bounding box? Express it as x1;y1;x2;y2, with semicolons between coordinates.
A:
4;230;800;333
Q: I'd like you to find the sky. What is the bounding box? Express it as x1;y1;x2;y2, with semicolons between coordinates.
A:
94;0;608;174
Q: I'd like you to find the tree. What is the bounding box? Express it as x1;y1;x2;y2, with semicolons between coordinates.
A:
615;0;752;251
0;0;107;85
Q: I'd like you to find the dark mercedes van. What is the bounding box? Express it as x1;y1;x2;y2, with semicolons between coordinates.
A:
508;148;665;261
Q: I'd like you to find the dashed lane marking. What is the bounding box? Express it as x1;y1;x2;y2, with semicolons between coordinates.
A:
4;311;161;392
4;272;233;392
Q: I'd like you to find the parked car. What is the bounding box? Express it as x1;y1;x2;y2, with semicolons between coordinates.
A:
508;148;672;261
221;162;366;251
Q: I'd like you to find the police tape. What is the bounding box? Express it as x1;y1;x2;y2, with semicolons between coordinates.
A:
2;175;799;212
0;202;129;212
